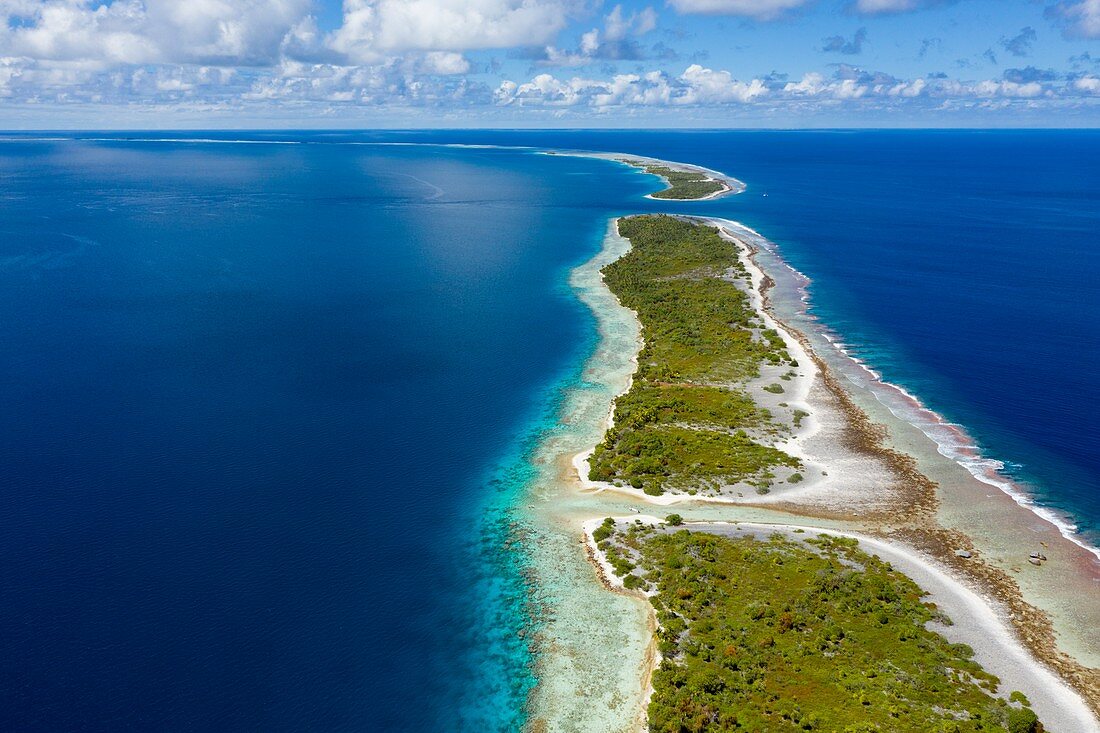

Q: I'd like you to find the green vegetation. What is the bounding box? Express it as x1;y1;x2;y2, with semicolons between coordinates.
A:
666;514;684;526
589;215;800;495
592;517;616;544
640;165;727;199
598;523;1042;732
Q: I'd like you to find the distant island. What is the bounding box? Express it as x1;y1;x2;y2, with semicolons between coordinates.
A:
545;150;744;200
616;160;731;200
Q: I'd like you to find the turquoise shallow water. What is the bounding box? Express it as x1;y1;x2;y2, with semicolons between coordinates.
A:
1;130;1097;730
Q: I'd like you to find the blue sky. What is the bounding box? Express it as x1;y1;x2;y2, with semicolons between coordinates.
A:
1;0;1098;128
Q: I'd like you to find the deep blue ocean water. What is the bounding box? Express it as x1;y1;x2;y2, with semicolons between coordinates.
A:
0;130;1097;731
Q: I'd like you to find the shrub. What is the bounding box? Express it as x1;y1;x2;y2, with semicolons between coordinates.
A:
641;531;1033;732
1007;706;1040;733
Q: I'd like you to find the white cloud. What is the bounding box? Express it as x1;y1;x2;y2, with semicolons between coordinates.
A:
0;0;310;66
1047;0;1100;39
1075;75;1100;93
833;78;867;98
330;0;570;62
605;4;656;40
496;64;767;106
888;78;926;96
971;79;1044;98
497;63;1100;110
148;0;310;63
783;72;825;95
1;1;158;66
782;72;869;98
419;51;470;75
666;0;809;19
679;64;766;102
243;56;486;104
1;0;553;69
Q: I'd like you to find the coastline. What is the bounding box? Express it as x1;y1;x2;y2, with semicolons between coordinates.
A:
521;155;1100;731
718;216;1100;562
716;216;1100;681
545;150;745;200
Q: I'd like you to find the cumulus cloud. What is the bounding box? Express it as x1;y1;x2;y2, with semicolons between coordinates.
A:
969;78;1044;97
1046;0;1100;39
888;77;926;96
0;0;311;66
242;57;489;104
1075;75;1100;93
419;51;471;74
496;61;1089;110
330;0;570;62
779;65;1066;103
0;0;577;69
492;59;1100;113
679;63;766;102
783;71;870;98
495;64;766;106
0;0;1096;118
823;28;867;55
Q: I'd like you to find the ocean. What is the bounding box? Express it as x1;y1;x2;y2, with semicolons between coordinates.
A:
0;130;1097;730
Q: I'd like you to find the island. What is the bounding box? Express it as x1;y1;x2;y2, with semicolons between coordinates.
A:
619;160;731;200
544;150;743;200
516;152;1100;733
564;212;1098;732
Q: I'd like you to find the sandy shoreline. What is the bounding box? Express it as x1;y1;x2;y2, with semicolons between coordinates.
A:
522;156;1100;732
545;150;745;200
712;216;1100;689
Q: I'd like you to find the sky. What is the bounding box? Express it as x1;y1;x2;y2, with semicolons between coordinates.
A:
0;0;1098;128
